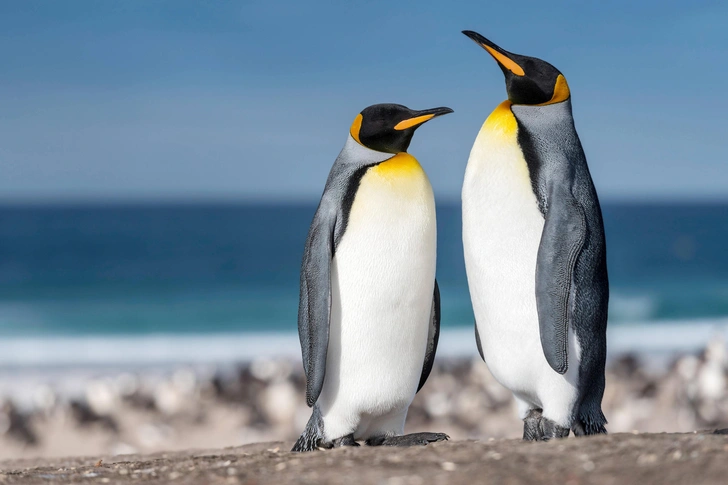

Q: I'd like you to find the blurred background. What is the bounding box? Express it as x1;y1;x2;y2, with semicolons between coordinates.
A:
0;0;726;459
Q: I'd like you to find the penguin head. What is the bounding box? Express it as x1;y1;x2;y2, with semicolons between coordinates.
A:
462;30;570;106
349;104;453;154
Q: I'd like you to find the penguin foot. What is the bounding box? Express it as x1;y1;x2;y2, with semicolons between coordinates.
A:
522;410;569;441
539;418;570;441
332;434;360;448
365;432;449;447
316;434;360;450
522;409;543;441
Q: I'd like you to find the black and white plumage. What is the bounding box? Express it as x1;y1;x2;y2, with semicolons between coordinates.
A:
293;104;452;451
461;31;608;440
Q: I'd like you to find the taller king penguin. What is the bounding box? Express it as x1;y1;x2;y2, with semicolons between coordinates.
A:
292;103;452;452
461;31;609;440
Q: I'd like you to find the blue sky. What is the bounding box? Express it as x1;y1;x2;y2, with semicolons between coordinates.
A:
1;0;726;202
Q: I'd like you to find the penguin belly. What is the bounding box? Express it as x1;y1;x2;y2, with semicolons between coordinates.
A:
317;153;437;441
462;106;581;427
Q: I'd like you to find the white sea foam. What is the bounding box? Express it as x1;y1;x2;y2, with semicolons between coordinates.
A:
608;293;660;322
0;317;725;369
0;332;302;368
0;320;726;409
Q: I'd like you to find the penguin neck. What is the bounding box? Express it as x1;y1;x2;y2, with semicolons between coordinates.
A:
510;98;575;130
337;135;395;167
484;100;518;137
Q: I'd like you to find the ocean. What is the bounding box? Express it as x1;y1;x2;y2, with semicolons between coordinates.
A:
0;202;727;367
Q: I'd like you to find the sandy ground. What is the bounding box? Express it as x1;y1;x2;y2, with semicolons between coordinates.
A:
0;431;727;484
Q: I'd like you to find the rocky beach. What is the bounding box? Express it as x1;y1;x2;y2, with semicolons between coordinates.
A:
1;340;727;461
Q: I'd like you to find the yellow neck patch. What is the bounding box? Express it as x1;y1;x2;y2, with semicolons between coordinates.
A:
538;74;570;105
350;114;363;144
370;152;423;180
484;100;517;136
364;152;429;199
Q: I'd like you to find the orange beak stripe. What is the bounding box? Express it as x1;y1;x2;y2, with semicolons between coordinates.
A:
483;45;525;76
393;114;435;131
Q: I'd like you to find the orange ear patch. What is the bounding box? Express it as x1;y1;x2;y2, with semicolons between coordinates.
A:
541;74;571;105
350;113;363;143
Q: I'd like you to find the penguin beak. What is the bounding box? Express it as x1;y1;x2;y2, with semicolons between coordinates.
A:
394;107;454;131
462;31;525;77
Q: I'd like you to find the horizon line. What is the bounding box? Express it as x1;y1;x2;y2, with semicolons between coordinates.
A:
0;195;727;208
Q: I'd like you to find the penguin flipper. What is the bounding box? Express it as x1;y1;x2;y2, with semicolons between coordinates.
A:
474;318;485;362
298;204;337;407
535;182;587;375
416;279;441;393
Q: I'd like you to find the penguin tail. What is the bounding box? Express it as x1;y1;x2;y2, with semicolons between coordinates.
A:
571;408;608;436
291;406;325;452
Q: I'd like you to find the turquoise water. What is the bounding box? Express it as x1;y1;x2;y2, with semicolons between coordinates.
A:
0;202;726;341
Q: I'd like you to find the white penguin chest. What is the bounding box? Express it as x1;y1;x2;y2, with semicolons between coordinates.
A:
461;104;547;392
321;153;437;416
335;153;437;327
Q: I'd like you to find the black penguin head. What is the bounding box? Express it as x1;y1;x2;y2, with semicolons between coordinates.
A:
349;103;453;154
462;30;571;106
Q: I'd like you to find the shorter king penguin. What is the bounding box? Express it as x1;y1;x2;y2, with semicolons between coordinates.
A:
461;31;609;440
292;103;453;452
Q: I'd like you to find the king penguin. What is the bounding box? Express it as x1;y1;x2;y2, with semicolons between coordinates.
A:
292;103;453;452
460;31;609;440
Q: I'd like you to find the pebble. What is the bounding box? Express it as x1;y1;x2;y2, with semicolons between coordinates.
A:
583;461;595;472
441;462;456;471
275;462;287;471
637;454;657;465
